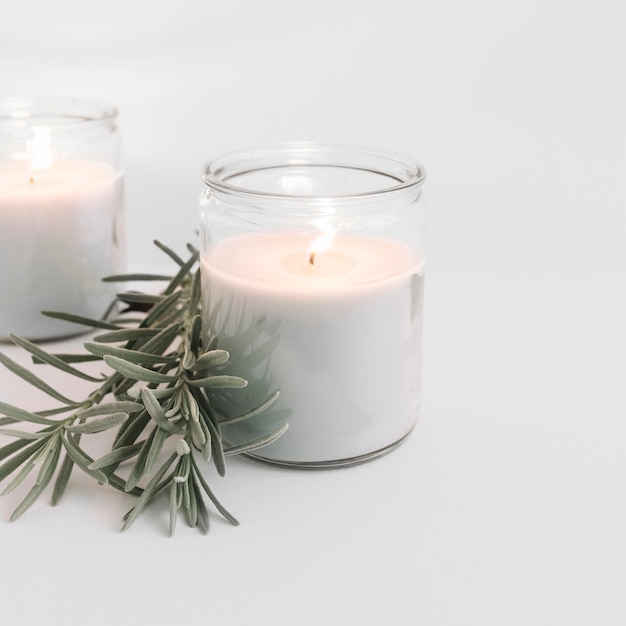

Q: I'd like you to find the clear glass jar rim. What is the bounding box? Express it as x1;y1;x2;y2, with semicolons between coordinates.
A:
0;96;118;129
202;142;426;201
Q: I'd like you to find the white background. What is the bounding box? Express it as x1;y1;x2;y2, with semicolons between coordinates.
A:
1;1;625;624
2;0;624;277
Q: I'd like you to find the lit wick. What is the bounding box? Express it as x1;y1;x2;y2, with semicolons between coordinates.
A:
307;222;336;270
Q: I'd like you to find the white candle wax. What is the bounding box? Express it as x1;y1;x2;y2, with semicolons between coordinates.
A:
202;232;424;465
0;159;124;340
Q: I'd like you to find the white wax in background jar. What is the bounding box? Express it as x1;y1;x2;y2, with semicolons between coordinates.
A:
202;232;424;466
0;159;124;341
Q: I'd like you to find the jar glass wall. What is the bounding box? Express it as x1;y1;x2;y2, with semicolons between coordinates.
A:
0;97;125;341
200;143;426;467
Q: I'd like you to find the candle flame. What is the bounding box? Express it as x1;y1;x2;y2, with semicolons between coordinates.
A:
308;222;336;267
28;127;52;183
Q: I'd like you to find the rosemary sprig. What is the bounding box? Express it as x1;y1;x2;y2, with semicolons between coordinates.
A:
0;240;285;535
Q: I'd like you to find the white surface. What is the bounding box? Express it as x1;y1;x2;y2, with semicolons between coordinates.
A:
0;273;624;625
0;0;625;624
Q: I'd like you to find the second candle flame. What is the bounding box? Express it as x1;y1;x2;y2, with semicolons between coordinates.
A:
28;127;53;184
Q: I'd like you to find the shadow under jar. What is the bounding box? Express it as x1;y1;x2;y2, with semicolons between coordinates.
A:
0;97;125;342
200;143;426;468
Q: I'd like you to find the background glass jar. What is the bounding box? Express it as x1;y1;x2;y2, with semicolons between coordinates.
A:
0;97;125;341
200;143;426;468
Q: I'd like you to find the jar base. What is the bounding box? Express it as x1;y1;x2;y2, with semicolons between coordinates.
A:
244;426;415;470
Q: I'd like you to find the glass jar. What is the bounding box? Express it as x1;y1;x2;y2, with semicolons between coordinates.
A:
0;97;125;341
200;143;426;468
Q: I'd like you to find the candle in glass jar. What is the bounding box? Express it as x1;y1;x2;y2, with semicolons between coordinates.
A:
201;231;424;466
0;158;124;341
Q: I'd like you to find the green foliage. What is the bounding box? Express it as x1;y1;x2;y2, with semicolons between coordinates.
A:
0;241;285;535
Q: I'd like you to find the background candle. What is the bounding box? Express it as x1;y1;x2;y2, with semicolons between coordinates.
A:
0;97;125;341
200;143;426;467
0;159;124;340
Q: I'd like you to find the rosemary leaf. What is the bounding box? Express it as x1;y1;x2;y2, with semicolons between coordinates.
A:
219;390;281;425
141;388;185;435
127;387;176;401
188;274;202;325
51;453;74;506
8;334;105;383
184;474;198;528
141;290;182;327
190;388;225;475
0;401;58;426
116;292;163;304
36;406;74;418
75;401;143;420
35;436;62;485
140;308;181;333
103;355;178;384
1;458;37;496
85;342;177;366
189;419;206;448
183;386;200;423
41;311;120;330
102;273;173;282
144;427;168;475
192;476;210;534
169;481;178;537
189;314;203;348
0;353;80;406
174;454;190;483
0;439;48;483
162;252;198;296
62;435;108;484
121;452;177;531
197;412;212;462
124;427;157;492
107;472;143;497
133;322;181;355
182;474;191;510
93;328;161;343
154;239;186;267
224;423;289;456
88;442;144;470
231;335;280;373
65;412;129;434
188;349;230;371
190;458;239;526
182;347;196;370
205;334;218;352
32;353;102;364
186;375;248;389
176;479;184;508
0;428;48;440
218;315;266;353
164;389;183;418
11;443;60;521
0;438;33;463
112;409;151;450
